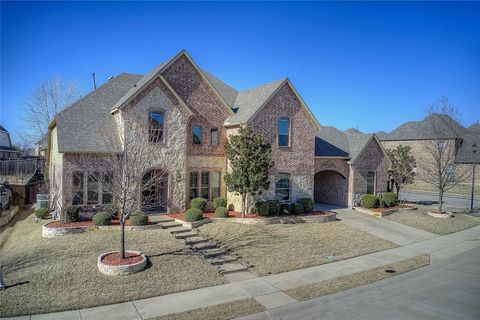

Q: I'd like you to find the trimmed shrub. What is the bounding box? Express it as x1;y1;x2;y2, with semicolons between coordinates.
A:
292;203;305;215
103;204;120;217
61;206;80;223
215;206;229;218
213;197;227;209
280;203;292;215
298;198;315;213
381;192;398;207
190;198;207;212
361;194;380;208
34;208;48;219
255;201;270;216
268;200;281;216
92;211;112;226
129;211;148;226
184;208;203;222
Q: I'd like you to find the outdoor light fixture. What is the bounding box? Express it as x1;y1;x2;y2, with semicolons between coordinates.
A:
471;143;478;210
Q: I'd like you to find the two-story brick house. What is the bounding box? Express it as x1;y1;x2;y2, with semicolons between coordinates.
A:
47;50;389;213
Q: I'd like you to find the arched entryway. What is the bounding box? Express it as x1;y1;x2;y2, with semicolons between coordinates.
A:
141;169;169;214
314;170;347;207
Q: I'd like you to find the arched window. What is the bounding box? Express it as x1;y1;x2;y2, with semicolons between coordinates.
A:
149;111;164;143
278;117;290;147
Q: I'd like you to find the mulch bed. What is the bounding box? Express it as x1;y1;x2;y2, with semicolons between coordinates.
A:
168;210;329;221
46;218;154;228
368;204;415;213
101;252;143;266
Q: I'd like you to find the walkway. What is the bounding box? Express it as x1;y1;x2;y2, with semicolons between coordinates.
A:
4;210;480;320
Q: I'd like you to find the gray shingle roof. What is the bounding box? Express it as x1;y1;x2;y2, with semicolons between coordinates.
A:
468;123;480;134
383;114;469;141
347;133;374;161
226;79;285;125
200;69;238;109
57;73;142;153
315;126;374;161
375;131;386;140
344;128;363;135
455;133;480;164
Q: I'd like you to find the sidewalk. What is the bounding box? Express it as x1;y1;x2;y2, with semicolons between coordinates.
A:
3;212;480;320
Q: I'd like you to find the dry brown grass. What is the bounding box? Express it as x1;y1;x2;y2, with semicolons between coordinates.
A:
198;221;398;276
386;206;480;235
148;298;265;320
286;255;430;301
0;214;226;317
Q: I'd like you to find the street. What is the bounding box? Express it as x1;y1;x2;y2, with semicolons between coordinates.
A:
400;190;480;208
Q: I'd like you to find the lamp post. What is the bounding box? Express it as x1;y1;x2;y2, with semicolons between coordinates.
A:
471;143;478;210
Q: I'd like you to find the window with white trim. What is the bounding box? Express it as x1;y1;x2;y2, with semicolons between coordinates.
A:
275;173;291;201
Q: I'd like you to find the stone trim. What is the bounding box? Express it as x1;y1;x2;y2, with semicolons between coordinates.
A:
97;250;147;276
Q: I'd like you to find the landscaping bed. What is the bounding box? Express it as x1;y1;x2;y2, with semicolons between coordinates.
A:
198;221;397;276
355;204;416;218
0;213;226;317
385;205;480;235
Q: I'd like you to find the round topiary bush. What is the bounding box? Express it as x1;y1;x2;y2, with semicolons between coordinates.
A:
255;201;270;216
129;211;148;226
61;206;80;223
215;206;229;218
103;204;120;217
213;197;227;209
268;200;281;216
92;211;112;226
34;208;49;219
190;198;207;212
184;208;203;222
280;203;292;215
381;192;398;207
361;194;380;208
298;198;315;213
292;203;305;215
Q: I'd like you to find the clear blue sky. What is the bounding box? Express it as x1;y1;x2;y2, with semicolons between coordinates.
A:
1;1;479;144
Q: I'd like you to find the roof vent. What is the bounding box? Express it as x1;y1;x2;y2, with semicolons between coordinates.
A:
107;76;114;81
133;84;137;87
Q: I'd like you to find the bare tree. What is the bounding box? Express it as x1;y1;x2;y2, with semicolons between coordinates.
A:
21;76;79;144
73;115;168;258
417;97;470;214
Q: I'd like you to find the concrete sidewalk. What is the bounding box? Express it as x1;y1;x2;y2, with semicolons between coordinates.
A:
5;217;479;320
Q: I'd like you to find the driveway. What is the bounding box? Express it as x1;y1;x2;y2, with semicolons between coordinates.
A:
237;246;480;320
401;190;480;208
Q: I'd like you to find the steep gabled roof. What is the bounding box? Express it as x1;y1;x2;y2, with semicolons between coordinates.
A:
468;123;480;134
383;114;469;141
56;73;142;153
347;133;374;162
200;69;238;109
344;128;363;135
375;131;387;140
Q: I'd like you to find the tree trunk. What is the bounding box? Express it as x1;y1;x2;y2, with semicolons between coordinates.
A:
120;215;126;259
438;188;444;214
241;193;247;218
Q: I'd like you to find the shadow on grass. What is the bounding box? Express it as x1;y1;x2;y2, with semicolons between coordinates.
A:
4;281;29;289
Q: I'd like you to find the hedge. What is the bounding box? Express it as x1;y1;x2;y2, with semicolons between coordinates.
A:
255;201;270;216
298;198;315;213
213;197;227;209
280;203;292;215
61;206;80;223
268;200;281;216
102;204;120;217
292;203;305;215
215;206;229;218
92;212;112;226
190;198;207;212
184;208;203;221
361;194;380;208
34;208;48;219
129;211;148;226
381;192;398;207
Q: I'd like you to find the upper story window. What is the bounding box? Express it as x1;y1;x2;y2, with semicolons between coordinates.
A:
149;111;164;143
211;128;219;146
275;173;291;201
193;125;202;144
278;117;290;147
366;172;375;194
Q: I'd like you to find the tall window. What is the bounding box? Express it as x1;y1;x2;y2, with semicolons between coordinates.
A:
278;117;290;147
192;125;202;144
367;172;375;194
87;172;99;204
275;173;291;201
189;172;199;200
201;172;210;200
72;171;84;205
211;128;219;146
102;172;113;204
211;171;221;198
149;111;164;143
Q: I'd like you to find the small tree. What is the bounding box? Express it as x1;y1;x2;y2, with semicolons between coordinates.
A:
417;97;470;214
386;145;416;200
224;126;274;217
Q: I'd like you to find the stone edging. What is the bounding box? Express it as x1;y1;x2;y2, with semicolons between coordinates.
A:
42;222;163;238
0;206;19;227
427;211;454;218
354;205;416;218
174;218;212;228
97;250;147;276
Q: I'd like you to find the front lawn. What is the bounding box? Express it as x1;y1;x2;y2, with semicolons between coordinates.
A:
0;214;226;317
198;221;398;276
385;205;480;235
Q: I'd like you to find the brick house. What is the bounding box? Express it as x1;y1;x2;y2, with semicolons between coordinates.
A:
47;50;389;213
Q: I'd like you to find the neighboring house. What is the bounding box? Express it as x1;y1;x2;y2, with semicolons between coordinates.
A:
380;114;480;185
0;125;18;160
468;123;480;134
35;135;47;158
47;50;389;213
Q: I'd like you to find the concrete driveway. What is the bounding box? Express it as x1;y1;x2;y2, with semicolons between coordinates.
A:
401;190;479;208
237;246;480;320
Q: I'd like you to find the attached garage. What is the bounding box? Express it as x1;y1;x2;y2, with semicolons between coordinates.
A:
314;170;348;207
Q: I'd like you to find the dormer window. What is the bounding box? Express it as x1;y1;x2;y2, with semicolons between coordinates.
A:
278;117;290;147
149;111;164;143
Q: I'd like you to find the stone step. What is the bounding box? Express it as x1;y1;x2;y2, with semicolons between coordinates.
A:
167;226;192;234
218;262;248;274
162;221;183;229
191;242;217;251
148;215;175;224
200;248;227;258
184;237;208;245
208;255;237;265
175;231;199;239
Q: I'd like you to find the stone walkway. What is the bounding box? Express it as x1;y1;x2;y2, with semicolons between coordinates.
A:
4;211;480;320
